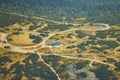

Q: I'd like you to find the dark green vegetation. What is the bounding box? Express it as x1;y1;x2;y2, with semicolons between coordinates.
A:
1;0;120;26
91;65;118;80
66;27;120;54
29;21;44;31
29;34;42;44
0;0;120;80
97;40;119;49
0;56;12;66
77;43;88;51
117;49;120;52
42;55;61;68
77;72;87;78
75;30;86;38
12;32;20;35
43;23;69;31
0;54;58;80
0;13;27;27
115;62;120;71
117;37;120;42
4;46;11;49
29;25;38;31
75;60;89;70
107;58;117;63
90;46;106;53
96;29;120;38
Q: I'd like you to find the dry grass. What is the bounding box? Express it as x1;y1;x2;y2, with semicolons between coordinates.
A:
7;32;34;46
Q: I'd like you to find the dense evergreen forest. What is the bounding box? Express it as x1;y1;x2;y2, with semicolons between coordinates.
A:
0;0;120;26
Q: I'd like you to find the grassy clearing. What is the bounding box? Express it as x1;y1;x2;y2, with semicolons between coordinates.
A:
7;32;34;46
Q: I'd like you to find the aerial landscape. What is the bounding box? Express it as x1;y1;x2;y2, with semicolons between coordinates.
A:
0;0;120;80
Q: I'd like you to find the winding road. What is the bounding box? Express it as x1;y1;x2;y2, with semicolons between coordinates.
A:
0;11;114;80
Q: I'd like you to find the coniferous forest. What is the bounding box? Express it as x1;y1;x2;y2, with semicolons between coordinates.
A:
0;0;120;26
0;0;120;80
